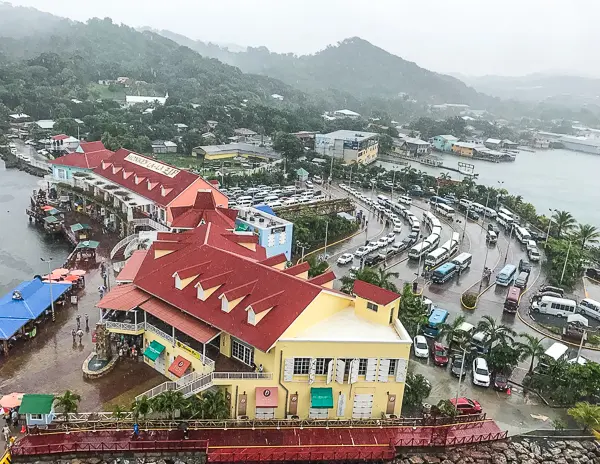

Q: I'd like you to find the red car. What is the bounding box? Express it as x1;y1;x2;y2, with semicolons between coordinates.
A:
450;397;482;415
431;342;449;366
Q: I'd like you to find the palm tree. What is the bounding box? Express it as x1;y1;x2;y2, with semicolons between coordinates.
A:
575;223;600;250
568;402;600;432
54;390;81;420
552;210;577;239
402;373;432;410
516;334;546;373
398;284;429;337
476;315;516;349
372;268;400;292
200;390;229;419
438;315;467;346
151;390;187;420
112;404;127;429
131;396;152;421
340;267;378;293
307;256;329;278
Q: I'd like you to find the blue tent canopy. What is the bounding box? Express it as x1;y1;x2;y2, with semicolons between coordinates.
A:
0;279;72;320
0;318;28;340
255;205;276;217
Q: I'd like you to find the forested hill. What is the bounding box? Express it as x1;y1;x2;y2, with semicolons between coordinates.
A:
151;33;489;106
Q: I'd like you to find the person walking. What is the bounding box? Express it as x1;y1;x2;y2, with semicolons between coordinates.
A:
3;424;10;442
11;410;17;427
85;313;89;332
77;329;84;344
76;314;81;330
71;328;77;344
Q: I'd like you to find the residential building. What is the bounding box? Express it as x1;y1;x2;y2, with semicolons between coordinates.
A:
49;134;80;153
315;130;379;165
18;394;55;427
192;143;280;161
235;206;293;260
396;128;421;139
48;141;114;181
125;94;168;107
8;113;30;123
484;138;502;150
333;109;361;119
431;135;459;152
451;142;481;157
206;120;219;129
234;128;257;137
34;119;55;131
394;137;431;156
152;140;178;154
271;94;284;101
174;123;188;131
97;221;411;421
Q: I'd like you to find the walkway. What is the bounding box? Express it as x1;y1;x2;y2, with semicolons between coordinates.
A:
11;420;506;462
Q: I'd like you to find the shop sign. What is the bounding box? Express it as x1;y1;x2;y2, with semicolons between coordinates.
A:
176;340;201;359
125;153;180;178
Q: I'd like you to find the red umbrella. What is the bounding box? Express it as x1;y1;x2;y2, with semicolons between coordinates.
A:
53;268;69;276
0;393;24;408
64;275;80;282
69;270;86;276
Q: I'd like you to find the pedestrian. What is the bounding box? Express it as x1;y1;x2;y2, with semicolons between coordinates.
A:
11;410;17;427
77;329;84;343
71;328;77;344
76;314;81;330
132;422;139;439
2;425;9;442
85;313;89;331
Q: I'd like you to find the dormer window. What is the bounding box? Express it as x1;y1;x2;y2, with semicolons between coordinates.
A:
221;296;230;313
196;284;205;301
247;308;256;325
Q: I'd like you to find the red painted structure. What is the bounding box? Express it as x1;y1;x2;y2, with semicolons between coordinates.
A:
11;420;507;462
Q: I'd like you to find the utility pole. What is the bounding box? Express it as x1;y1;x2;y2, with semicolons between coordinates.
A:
391;169;396;201
455;344;467;404
41;257;55;322
504;223;516;265
560;240;572;284
461;204;471;243
545;209;555;247
323;221;329;258
496;180;504;209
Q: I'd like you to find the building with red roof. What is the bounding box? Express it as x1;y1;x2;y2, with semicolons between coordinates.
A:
49;141;114;181
97;216;412;421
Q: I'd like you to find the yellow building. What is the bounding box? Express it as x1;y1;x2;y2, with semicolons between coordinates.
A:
99;219;411;420
451;142;478;157
192;143;280;161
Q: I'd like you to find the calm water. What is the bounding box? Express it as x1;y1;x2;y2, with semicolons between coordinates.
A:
0;161;70;295
379;148;600;227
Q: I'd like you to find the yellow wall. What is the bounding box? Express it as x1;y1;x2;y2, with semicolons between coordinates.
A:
219;332;231;356
354;296;399;326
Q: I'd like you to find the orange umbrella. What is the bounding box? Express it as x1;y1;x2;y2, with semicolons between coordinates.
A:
53;268;69;276
69;270;86;276
64;275;80;282
41;205;54;211
0;393;24;408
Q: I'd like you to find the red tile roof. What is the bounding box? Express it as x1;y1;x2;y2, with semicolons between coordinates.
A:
140;298;220;343
248;291;284;314
96;283;151;310
92;148;210;207
282;261;310;276
308;270;336;287
49;141;114;169
223;280;257;301
170;191;237;229
116;250;147;283
353;280;400;306
174;261;211;280
132;222;334;351
52;134;69;141
259;254;287;267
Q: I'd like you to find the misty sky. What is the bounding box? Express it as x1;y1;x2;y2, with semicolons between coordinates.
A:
9;0;600;77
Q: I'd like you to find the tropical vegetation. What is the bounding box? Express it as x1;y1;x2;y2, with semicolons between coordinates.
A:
402;373;431;413
54;390;81;419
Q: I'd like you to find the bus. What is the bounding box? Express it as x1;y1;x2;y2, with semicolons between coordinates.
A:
432;262;458;284
533;296;578;317
515;226;532;244
470;202;484;213
425;247;450;268
377;194;389;205
504;286;521;313
496;264;517;286
434;203;455;220
425;233;440;250
496;212;514;229
408;241;431;260
451;252;472;271
423;308;449;337
423;211;436;230
498;208;513;219
538;342;569;372
429;196;449;206
431;226;442;238
483;206;497;219
440;233;460;256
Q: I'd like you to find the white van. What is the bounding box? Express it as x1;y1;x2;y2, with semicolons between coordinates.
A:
533;296;578;317
526;240;537;252
451;252;473;271
538;342;569;371
528;247;540;262
483;207;497;219
579;298;600;321
515;226;532;244
398;195;412;205
470;202;484;213
459;199;472;209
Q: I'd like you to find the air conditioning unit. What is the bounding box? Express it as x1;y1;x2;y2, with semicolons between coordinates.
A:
237;415;249;420
385;414;398;419
259;218;265;223
286;415;300;420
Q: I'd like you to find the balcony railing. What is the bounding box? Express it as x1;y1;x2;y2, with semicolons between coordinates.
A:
104;321;145;333
213;372;273;380
130;217;170;232
110;233;138;259
145;323;174;345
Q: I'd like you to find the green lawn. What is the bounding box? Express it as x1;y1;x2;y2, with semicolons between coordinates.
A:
152;153;205;170
88;83;126;102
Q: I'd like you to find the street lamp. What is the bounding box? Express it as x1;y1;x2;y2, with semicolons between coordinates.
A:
560;240;572;285
461;203;471;243
41;257;55;322
495;181;504;209
478;240;491;293
504;223;516;266
545;209;556;247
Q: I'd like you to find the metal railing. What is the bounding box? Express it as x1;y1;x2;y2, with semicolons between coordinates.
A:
137;381;179;401
177;372;214;397
130;217;170;232
11;440;209;456
208;448;395;463
213;372;273;380
124;236;141;259
105;321;145;333
145;323;174;345
110;233;138;259
54;411;135;422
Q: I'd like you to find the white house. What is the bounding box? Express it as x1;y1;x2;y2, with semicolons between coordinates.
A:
333;109;361;119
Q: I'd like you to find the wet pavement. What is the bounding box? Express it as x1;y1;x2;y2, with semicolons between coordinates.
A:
584;277;600;302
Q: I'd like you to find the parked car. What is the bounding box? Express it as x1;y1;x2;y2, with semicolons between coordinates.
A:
354;246;369;258
431;342;449;367
472;357;491;387
493;373;509;392
586;268;600;280
393;224;403;233
519;259;532;274
487;223;500;235
387;232;396;241
407;232;419;243
413;335;429;358
450;397;483;415
451;356;468;377
364;254;385;267
467;210;480;221
337;253;354;265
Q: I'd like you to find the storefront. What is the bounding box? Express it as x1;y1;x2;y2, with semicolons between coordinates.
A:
309;387;333;419
143;340;166;374
168;355;191;378
254;387;278;419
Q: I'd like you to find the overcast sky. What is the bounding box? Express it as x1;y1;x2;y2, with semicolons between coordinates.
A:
9;0;600;77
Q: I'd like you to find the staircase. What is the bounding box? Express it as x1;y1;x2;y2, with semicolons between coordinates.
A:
110;233;138;260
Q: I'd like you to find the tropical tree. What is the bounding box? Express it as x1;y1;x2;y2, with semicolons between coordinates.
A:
398;284;429;337
552;210;577;239
568;402;600;432
371;268;400;292
438;315;467;346
340;267;378;293
131;395;152;421
486;343;523;375
112;404;127;428
402;373;432;411
200;390;229;419
575;223;600;249
307;256;329;278
436;399;458;418
516;334;546;373
151;390;187;420
476;315;516;349
54;390;81;420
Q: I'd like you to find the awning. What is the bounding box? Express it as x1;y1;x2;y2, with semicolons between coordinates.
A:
310;387;333;409
76;240;100;249
255;387;278;408
143;340;165;361
43;215;60;224
0;318;28;340
71;223;92;233
168;355;191;377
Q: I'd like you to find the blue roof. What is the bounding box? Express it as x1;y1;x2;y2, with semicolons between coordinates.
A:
0;279;72;320
435;262;456;274
0;318;28;340
428;308;449;324
255;205;276;216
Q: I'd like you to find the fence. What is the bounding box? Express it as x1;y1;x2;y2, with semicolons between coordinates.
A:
208;447;396;462
104;321;145;333
145;323;174;345
11;440;209;456
110;234;138;259
130;217;170;232
394;430;508;447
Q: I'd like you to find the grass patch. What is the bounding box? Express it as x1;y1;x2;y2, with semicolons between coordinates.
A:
152;153;205;169
102;376;162;410
88;83;126;101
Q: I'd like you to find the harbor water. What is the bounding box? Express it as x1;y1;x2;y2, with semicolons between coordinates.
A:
378;148;600;227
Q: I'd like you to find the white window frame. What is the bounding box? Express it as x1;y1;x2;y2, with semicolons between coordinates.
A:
231;338;254;366
293;357;311;375
388;359;398;376
315;358;332;375
358;358;368;375
367;301;378;312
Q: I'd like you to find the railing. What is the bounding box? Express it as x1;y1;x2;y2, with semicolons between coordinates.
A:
137;380;178;401
177;372;214;397
208;448;395;462
54;411;135;423
130;217;170;232
112;260;126;273
145;323;174;345
105;321;145;333
11;440;209;456
124;236;141;259
110;233;138;259
213;372;273;380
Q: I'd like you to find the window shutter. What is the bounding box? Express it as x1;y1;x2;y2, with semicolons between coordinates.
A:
349;358;359;384
308;358;317;384
377;359;390;382
335;359;345;384
326;359;334;385
283;358;294;382
395;358;408;383
365;358;377;382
